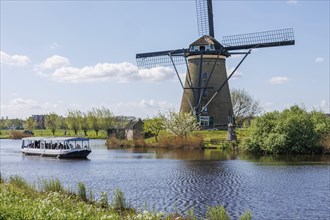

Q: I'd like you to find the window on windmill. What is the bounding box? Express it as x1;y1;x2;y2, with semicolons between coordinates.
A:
205;45;213;51
200;46;205;51
199;116;210;127
190;46;199;52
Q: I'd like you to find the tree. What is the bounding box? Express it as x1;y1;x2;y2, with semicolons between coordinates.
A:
66;110;81;135
143;117;164;142
114;116;130;129
58;116;68;130
24;118;37;131
96;107;114;132
243;106;330;154
80;112;89;136
87;109;101;136
160;110;199;138
231;88;262;126
0;119;5;130
4;119;13;130
45;113;61;135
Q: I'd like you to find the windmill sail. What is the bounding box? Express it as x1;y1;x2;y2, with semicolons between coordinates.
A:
196;0;214;37
222;28;295;51
136;49;188;69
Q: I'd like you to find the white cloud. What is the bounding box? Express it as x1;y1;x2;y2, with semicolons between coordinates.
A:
0;51;30;66
112;99;175;118
269;76;289;84
1;98;60;119
315;57;325;63
36;55;70;70
34;55;176;83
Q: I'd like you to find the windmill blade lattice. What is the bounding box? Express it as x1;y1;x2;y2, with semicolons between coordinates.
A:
136;49;188;69
196;0;214;37
222;28;295;51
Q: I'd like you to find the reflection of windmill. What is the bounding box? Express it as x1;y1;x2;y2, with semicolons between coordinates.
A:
136;0;294;129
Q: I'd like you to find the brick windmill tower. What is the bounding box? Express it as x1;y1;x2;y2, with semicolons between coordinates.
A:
136;0;295;129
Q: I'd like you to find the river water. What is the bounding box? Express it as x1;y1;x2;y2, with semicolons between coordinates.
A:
1;139;329;219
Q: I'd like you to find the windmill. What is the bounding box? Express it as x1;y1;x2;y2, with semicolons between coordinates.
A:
136;0;295;129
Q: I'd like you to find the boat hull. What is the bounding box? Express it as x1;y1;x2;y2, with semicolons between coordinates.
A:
21;149;91;159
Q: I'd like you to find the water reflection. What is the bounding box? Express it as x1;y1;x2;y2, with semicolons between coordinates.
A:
239;153;330;164
1;139;329;219
123;147;330;164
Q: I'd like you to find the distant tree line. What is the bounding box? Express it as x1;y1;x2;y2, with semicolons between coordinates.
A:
0;118;24;130
1;107;133;136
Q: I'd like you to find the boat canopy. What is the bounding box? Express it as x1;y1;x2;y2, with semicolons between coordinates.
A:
22;137;89;142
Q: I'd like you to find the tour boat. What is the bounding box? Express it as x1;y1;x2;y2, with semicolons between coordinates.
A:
21;137;91;159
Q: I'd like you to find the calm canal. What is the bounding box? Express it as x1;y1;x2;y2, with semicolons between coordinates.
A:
1;139;329;219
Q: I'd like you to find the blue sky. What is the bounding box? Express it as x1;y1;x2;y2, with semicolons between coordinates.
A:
1;0;329;119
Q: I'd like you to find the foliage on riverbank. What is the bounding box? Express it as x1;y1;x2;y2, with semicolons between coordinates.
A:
0;175;252;220
106;134;204;149
242;106;330;154
106;129;249;150
0;129;108;139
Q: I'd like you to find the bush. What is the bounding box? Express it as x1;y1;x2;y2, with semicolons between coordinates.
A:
42;178;64;193
106;136;146;148
242;106;330;154
158;134;204;148
99;191;109;208
77;182;87;201
9;176;30;189
111;188;127;211
133;139;146;147
206;206;230;220
240;210;252;220
106;136;124;148
9;130;32;139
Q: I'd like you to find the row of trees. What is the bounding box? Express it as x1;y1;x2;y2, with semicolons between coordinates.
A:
23;107;131;136
0;118;24;130
1;89;262;132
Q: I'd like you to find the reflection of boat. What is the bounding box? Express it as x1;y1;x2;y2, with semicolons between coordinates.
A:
21;137;91;159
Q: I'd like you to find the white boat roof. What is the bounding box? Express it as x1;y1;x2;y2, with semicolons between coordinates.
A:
22;137;89;142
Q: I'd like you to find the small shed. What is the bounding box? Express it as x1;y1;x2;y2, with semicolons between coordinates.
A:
125;119;144;140
107;128;125;140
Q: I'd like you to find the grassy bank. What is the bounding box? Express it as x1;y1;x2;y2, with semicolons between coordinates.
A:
0;129;107;139
0;176;252;220
107;129;249;150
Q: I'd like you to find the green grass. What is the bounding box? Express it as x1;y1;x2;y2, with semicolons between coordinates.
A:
42;178;65;193
0;129;108;139
194;129;248;149
1;176;252;220
141;129;249;150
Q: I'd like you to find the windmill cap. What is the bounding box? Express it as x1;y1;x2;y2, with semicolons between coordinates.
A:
189;35;229;56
